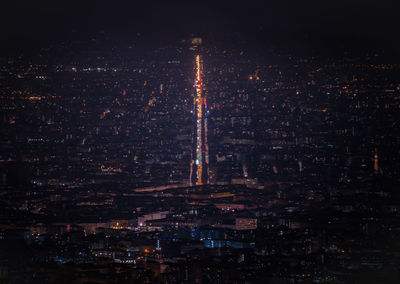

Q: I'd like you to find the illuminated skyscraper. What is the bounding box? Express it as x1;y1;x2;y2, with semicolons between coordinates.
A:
191;55;209;185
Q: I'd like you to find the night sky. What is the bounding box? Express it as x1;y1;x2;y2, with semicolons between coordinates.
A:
1;0;399;52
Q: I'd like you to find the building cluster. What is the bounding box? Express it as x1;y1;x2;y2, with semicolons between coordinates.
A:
0;36;399;282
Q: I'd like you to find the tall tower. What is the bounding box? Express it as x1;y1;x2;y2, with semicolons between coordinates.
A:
191;55;209;185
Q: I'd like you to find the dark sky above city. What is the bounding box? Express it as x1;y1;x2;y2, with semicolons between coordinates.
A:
1;0;399;52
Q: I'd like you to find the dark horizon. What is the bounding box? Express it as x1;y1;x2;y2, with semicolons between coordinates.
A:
1;1;400;56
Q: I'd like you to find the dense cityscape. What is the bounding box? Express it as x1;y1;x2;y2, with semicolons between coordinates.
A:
1;1;400;283
0;34;399;283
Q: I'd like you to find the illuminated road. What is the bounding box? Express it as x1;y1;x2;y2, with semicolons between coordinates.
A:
194;55;208;185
